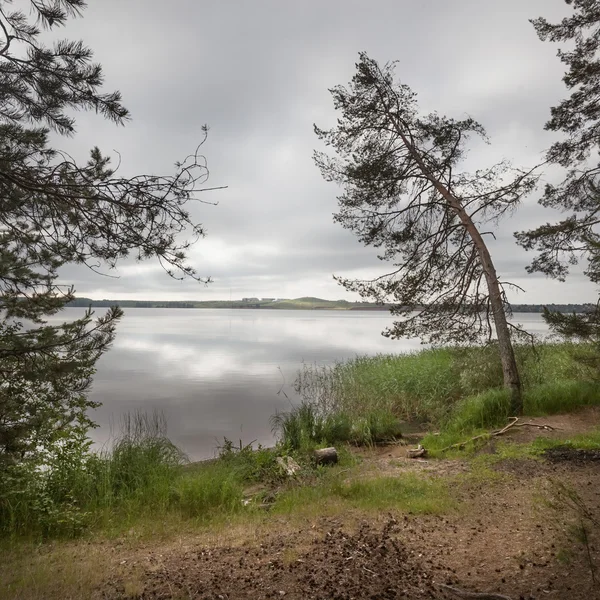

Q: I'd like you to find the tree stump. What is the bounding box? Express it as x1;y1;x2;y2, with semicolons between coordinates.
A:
313;447;338;465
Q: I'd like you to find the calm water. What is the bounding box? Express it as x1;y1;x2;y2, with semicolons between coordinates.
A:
49;309;550;460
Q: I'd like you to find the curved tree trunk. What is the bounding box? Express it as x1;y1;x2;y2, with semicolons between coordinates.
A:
430;188;523;414
393;127;523;414
455;220;523;415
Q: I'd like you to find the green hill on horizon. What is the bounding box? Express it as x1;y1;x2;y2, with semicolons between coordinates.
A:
65;297;595;313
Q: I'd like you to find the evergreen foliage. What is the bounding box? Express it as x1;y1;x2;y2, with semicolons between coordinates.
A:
314;53;539;411
0;1;215;469
515;0;600;366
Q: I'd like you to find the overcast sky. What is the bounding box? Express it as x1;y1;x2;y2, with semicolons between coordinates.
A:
55;0;597;303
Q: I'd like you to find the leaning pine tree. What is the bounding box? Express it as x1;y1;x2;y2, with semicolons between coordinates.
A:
0;0;219;470
314;54;539;415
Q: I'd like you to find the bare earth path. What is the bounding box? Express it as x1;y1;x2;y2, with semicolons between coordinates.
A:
3;408;600;600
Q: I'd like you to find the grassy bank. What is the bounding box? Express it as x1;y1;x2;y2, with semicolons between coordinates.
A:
295;342;597;422
0;414;252;541
0;415;445;542
1;341;598;543
282;341;599;450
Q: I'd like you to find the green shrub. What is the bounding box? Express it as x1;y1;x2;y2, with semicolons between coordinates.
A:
0;412;244;540
216;438;280;483
0;429;95;539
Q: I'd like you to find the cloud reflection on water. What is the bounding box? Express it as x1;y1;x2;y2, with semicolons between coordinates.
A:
48;308;548;459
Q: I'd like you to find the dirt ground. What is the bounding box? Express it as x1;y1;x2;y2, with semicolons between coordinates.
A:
5;409;600;600
98;465;600;600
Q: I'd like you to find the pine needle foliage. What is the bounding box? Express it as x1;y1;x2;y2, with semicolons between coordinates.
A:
0;1;217;469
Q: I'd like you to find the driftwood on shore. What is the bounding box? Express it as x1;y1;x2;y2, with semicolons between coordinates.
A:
313;447;338;465
276;456;302;477
406;445;428;459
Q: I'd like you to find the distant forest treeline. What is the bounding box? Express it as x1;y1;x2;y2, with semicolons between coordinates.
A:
65;297;596;313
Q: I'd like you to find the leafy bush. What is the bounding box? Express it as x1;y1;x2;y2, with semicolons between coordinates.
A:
0;414;99;537
216;437;280;483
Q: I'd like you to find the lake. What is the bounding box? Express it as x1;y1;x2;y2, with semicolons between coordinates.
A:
49;309;550;460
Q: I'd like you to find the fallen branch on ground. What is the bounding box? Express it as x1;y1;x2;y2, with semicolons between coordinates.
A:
438;583;513;600
513;422;562;431
438;418;560;453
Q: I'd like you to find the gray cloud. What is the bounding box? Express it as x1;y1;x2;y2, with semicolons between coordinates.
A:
52;0;597;303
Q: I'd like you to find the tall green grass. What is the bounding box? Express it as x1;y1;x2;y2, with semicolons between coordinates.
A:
270;403;402;451
290;342;600;450
3;342;598;541
0;412;246;540
295;348;460;424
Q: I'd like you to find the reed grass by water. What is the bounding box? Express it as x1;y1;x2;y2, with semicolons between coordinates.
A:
0;412;246;540
280;341;600;450
2;341;598;541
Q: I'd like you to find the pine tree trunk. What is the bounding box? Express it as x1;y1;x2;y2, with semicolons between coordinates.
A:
437;202;523;415
392;127;523;414
436;200;522;415
433;195;523;415
475;246;523;415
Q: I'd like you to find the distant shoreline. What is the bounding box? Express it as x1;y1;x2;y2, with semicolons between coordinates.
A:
66;297;596;314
